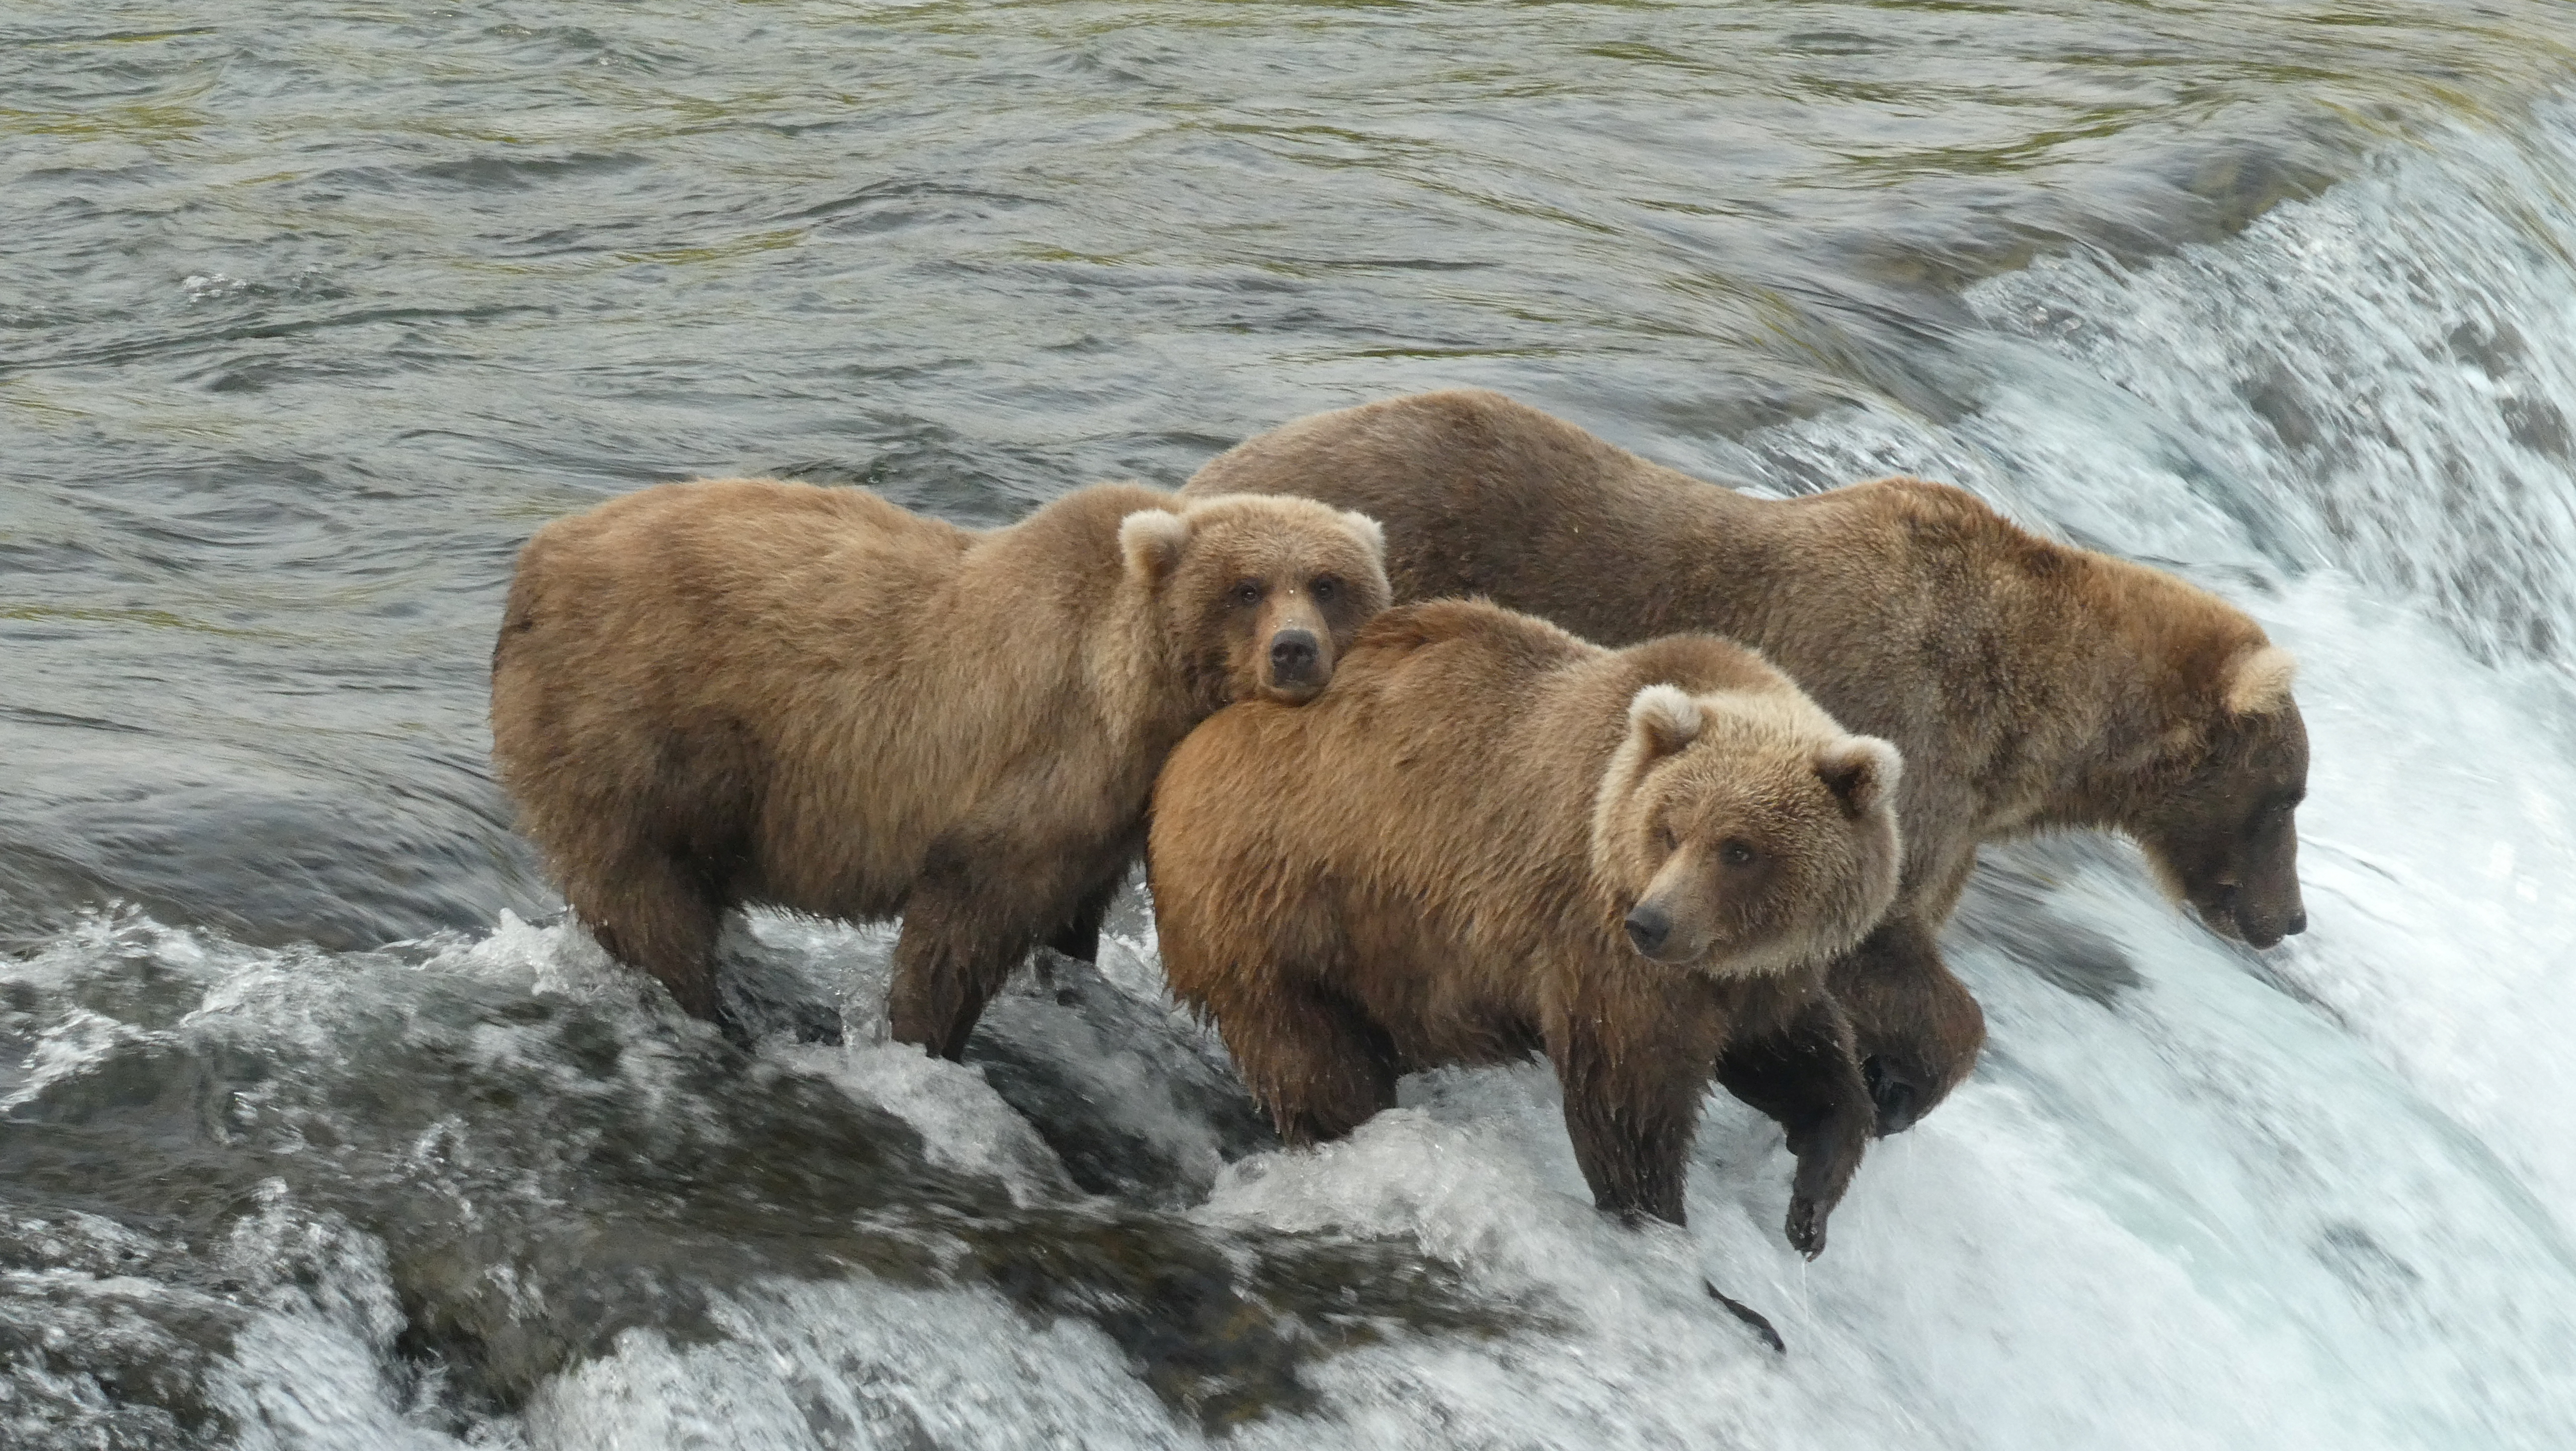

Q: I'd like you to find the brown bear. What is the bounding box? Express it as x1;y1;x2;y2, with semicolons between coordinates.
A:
1149;597;1904;1248
490;476;1392;1056
1185;389;2310;1134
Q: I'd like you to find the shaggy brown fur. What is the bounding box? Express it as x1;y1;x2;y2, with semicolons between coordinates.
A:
1149;599;1903;1246
1185;389;2310;1133
490;477;1391;1055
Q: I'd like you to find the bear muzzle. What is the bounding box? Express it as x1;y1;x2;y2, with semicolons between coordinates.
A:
1261;627;1327;701
1623;901;1673;958
2193;881;2308;949
1621;897;1718;966
1862;1057;1925;1137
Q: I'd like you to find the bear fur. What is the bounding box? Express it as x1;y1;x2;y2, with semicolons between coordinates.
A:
490;476;1392;1055
1148;598;1904;1247
1185;389;2311;1132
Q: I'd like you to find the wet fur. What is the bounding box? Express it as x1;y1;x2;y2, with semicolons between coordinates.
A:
1184;389;2311;1129
490;477;1390;1055
1148;599;1901;1247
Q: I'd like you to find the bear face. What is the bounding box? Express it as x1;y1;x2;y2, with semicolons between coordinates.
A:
1120;493;1391;706
2133;645;2309;948
1592;683;1904;977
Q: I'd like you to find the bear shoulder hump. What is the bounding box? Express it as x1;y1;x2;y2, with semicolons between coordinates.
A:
1355;597;1567;657
1614;630;1776;695
1828;474;1981;525
972;481;1172;567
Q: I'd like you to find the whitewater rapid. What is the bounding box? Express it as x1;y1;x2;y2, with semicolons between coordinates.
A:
7;72;2576;1451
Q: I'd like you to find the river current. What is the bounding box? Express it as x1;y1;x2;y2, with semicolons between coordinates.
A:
6;2;2576;1447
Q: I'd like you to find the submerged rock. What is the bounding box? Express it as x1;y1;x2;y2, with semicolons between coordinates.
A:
0;918;1532;1441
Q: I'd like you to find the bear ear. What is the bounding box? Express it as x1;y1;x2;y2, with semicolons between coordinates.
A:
2221;644;2297;717
1815;735;1902;820
1119;509;1191;586
1627;683;1704;760
1341;509;1388;562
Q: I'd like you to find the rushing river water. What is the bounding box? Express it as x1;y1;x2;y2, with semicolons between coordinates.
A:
8;2;2576;1447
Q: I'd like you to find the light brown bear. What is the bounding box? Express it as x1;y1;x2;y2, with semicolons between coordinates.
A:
1149;598;1904;1247
490;477;1392;1056
1185;389;2310;1134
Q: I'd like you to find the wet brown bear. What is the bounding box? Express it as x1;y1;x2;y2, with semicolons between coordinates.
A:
1149;598;1904;1247
1186;389;2311;1133
490;477;1391;1055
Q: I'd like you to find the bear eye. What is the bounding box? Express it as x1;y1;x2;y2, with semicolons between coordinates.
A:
1232;580;1263;608
1656;824;1679;854
1311;575;1338;603
1719;840;1757;867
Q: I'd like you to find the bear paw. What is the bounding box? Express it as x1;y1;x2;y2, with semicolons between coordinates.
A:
1785;1195;1829;1260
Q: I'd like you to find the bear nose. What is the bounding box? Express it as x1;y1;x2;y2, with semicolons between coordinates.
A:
1862;1056;1925;1137
1623;903;1670;957
1269;630;1319;679
2285;908;2308;937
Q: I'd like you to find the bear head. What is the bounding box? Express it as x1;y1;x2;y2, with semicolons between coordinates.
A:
1119;492;1392;707
2131;643;2310;949
1591;681;1905;977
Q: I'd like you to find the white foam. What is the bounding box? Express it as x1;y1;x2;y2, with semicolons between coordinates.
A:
525;1280;1186;1451
17;98;2576;1451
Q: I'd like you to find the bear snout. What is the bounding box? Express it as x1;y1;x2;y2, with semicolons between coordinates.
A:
1262;628;1325;698
1270;628;1319;673
2192;880;2299;949
2240;871;2307;948
1623;902;1673;959
1862;1056;1926;1137
2236;902;2305;950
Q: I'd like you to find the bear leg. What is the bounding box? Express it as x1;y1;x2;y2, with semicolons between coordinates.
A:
1043;878;1120;964
887;834;1109;1060
1826;913;1987;1136
886;892;1038;1060
567;852;727;1025
1222;981;1399;1146
1713;994;1872;1259
1551;1024;1705;1227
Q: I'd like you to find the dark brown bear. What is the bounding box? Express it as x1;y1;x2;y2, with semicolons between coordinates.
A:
1150;598;1904;1248
490;477;1391;1055
1185;389;2310;1133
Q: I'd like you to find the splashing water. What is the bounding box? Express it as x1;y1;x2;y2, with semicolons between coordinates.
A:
7;3;2576;1448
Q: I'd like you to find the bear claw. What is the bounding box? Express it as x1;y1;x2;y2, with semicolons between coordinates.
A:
1786;1198;1827;1259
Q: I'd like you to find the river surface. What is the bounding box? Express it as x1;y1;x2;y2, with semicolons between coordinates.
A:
7;2;2576;1447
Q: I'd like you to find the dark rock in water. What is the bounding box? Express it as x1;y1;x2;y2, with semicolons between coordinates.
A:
1950;838;2145;1006
967;949;1281;1208
705;888;1283;1205
0;1210;251;1450
715;930;850;1047
2312;1221;2425;1312
972;1217;1534;1432
0;934;1528;1438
